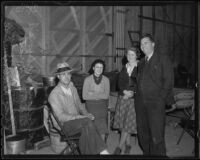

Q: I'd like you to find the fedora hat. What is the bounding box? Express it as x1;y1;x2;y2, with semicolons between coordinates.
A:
55;62;73;75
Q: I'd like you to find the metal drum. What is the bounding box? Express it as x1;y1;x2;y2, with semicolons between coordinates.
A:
6;134;26;154
11;86;35;110
42;76;56;87
5;86;46;149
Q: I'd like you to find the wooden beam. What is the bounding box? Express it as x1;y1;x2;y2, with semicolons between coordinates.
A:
138;15;195;29
91;9;110;32
70;6;80;29
173;5;176;60
100;6;108;33
162;6;191;54
51;27;108;36
12;53;123;58
41;7;50;75
52;33;75;55
152;6;155;37
80;7;86;72
48;42;80;74
87;32;104;52
63;42;79;62
162;6;167;42
50;31;59;52
116;9;127;14
107;7;113;71
139;6;143;38
56;7;77;28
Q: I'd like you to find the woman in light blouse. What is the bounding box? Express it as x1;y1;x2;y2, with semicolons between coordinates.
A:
82;59;110;142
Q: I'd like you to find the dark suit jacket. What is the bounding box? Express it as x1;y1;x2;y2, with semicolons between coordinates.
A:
137;50;174;103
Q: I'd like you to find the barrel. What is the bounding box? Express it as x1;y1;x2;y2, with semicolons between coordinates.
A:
6;134;26;154
11;86;46;110
11;86;35;110
42;76;56;87
4;86;46;149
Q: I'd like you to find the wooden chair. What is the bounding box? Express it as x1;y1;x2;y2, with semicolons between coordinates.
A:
108;92;119;133
176;100;194;145
46;103;81;155
166;88;195;145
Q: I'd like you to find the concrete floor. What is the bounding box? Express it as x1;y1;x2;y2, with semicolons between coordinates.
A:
22;113;197;158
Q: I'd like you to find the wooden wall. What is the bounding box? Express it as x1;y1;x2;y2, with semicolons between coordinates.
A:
198;3;200;131
125;5;195;79
5;5;195;80
6;6;114;77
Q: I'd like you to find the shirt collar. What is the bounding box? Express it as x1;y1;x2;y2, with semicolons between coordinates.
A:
58;82;73;96
146;51;154;61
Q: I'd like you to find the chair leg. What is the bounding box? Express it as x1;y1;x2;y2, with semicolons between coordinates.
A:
105;133;109;143
177;128;186;145
108;111;110;133
135;134;137;145
70;141;80;155
61;141;80;155
60;146;69;154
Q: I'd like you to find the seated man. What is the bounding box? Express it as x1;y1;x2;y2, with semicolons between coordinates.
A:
48;62;109;155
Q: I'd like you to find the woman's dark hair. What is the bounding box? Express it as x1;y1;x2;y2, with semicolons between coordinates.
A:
88;59;106;74
141;33;155;43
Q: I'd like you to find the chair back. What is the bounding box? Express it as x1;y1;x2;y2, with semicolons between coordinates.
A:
46;103;69;137
46;103;81;155
174;89;194;110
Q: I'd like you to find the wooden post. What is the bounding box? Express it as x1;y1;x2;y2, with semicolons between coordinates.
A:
173;5;176;61
80;7;86;72
41;7;50;75
4;49;16;136
4;129;7;154
139;6;143;39
152;6;155;38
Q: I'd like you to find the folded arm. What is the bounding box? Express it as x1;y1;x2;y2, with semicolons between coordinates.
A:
82;77;110;100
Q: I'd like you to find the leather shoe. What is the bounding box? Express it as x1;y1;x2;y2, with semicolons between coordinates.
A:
124;145;131;154
113;147;121;155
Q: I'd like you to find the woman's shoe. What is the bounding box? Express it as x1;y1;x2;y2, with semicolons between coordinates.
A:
124;145;131;154
113;147;121;155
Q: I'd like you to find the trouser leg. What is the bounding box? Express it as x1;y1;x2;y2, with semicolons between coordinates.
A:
63;118;107;154
135;98;150;155
147;100;166;156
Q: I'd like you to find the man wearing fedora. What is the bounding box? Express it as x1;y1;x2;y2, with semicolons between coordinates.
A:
48;62;109;155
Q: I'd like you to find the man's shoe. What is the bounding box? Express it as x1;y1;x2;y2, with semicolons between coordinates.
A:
165;104;176;113
124;145;131;154
113;147;121;155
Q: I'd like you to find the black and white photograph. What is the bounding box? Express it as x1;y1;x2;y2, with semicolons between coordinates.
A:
1;0;199;159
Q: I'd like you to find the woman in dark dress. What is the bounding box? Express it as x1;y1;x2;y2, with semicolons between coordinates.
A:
113;47;139;154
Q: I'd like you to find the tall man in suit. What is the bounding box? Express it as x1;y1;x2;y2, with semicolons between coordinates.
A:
135;34;174;156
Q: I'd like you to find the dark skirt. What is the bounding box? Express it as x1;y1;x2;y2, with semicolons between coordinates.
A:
85;99;109;134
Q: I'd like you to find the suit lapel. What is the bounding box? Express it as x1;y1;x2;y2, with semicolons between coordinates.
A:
137;58;145;82
148;51;159;72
